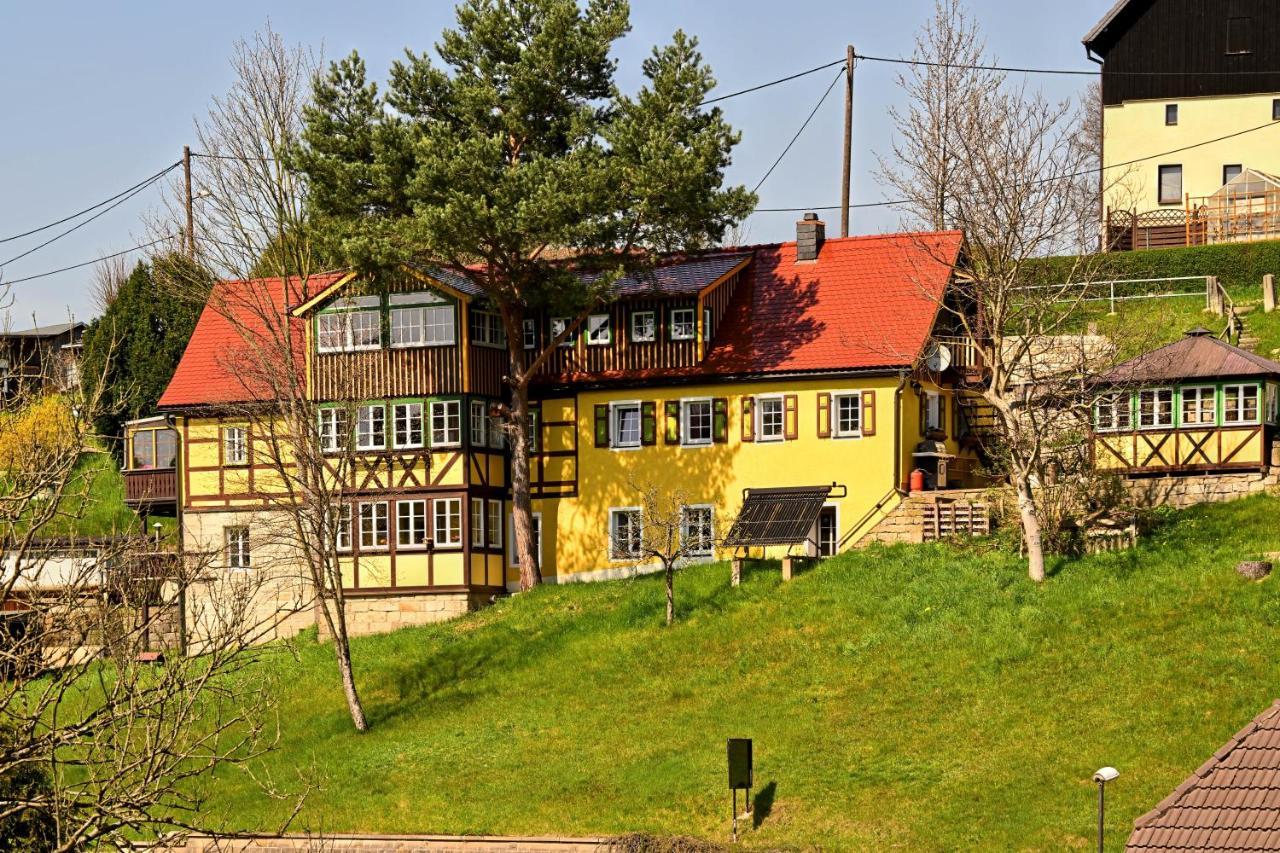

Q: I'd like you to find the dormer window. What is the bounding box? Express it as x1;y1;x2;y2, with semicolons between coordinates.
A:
317;295;382;353
390;292;454;347
630;311;655;343
586;314;612;346
669;308;695;341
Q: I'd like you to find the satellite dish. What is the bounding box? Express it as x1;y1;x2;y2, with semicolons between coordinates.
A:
925;342;952;373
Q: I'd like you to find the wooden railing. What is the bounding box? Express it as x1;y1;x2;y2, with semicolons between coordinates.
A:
931;335;982;372
1107;189;1280;252
123;469;177;507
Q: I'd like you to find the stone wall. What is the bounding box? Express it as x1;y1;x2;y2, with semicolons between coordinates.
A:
170;834;608;852
1123;471;1280;509
320;591;493;639
858;489;999;546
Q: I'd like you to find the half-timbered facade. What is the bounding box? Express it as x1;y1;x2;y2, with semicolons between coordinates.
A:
158;218;981;639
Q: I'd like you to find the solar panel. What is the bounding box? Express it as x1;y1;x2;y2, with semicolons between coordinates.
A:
723;486;834;547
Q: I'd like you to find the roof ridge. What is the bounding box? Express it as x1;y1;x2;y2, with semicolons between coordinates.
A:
1132;699;1280;830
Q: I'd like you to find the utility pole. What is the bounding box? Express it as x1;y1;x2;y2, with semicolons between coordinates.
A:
183;145;195;257
840;45;855;238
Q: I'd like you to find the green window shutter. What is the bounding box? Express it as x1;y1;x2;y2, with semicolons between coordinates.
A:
741;397;755;442
664;401;681;444
641;402;657;446
713;397;729;444
594;405;610;448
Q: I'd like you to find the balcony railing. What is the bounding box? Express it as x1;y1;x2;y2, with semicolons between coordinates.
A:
123;468;177;509
931;336;983;372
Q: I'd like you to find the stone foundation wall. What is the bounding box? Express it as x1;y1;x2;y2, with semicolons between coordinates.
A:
1123;471;1280;509
172;834;607;852
858;489;999;546
319;591;493;639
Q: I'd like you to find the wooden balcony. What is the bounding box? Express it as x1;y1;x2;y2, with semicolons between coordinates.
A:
123;468;178;510
1092;425;1268;474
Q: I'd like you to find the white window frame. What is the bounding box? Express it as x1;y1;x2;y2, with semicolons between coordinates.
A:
388;291;455;348
1137;387;1175;429
347;309;382;351
315;312;346;354
469;310;506;348
430;400;462;448
393;402;424;449
1179;385;1217;427
223;426;248;465
471;497;485;548
586;314;612;346
681;398;713;447
317;297;382;353
832;391;863;439
470;399;488;446
680;505;714;557
550;317;575;347
756;395;785;442
487;500;502;548
1094;393;1132;433
397;499;427;549
924;392;944;433
225;526;251;570
318;407;347;453
610;401;643;450
334;504;352;552
608;507;643;562
433;498;462;548
630;310;656;343
508;512;542;568
703;307;713;343
359;501;389;550
522;318;536;350
669;308;695;341
1224;383;1261;425
355;404;386;451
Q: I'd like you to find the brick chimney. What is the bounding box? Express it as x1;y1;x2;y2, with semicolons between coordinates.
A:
796;212;825;262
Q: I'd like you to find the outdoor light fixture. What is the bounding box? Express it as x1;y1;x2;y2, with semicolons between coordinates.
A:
152;521;163;547
1093;766;1119;853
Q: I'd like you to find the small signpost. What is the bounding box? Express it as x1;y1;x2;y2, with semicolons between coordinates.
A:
727;738;753;842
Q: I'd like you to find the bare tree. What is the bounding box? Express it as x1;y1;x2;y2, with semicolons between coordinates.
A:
877;0;1005;231
611;478;717;626
90;254;131;315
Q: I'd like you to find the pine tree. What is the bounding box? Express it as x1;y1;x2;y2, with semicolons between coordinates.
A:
293;0;754;587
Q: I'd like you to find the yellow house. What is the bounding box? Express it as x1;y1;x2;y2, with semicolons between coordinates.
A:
157;218;980;637
1084;0;1280;248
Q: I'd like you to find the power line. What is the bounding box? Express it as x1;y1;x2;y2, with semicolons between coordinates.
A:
753;115;1280;213
0;236;177;287
699;57;846;107
752;68;845;194
854;52;1280;78
0;162;181;245
0;167;176;269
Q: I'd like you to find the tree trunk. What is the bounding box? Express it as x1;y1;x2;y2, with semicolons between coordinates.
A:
1014;472;1046;583
665;563;675;626
332;632;368;732
509;368;542;591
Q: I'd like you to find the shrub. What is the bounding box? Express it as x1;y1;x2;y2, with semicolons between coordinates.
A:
1025;239;1280;292
0;720;57;851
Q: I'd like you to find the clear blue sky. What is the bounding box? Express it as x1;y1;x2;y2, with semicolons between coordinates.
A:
0;0;1111;325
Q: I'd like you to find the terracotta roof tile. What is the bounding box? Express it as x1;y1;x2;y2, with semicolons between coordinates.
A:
1127;700;1280;851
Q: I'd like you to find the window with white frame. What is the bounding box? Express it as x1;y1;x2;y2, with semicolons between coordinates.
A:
359;502;388;549
924;393;944;432
550;317;576;347
757;397;784;441
356;404;386;450
389;292;454;347
316;312;346;353
681;506;713;556
669;308;695;340
225;526;251;570
522;318;536;350
1138;388;1175;428
349;309;382;349
317;297;381;352
318;408;347;452
430;400;461;447
681;398;713;446
586;314;612;346
223;426;247;465
487;500;502;548
334;504;352;551
434;498;462;547
470;399;488;446
393;402;423;449
1224;384;1260;424
1181;386;1216;426
526;412;540;453
469;310;506;348
509;513;542;567
397;500;426;548
609;508;642;560
488;412;506;449
1094;393;1132;432
833;393;862;438
611;402;642;449
703;307;713;343
631;311;655;343
471;497;485;547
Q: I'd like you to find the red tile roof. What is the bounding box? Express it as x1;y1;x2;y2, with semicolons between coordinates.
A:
1128;700;1280;852
157;272;346;409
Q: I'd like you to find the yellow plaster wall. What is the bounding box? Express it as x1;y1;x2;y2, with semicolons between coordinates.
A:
1103;93;1280;213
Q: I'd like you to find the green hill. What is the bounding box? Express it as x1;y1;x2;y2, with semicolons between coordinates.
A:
194;495;1280;850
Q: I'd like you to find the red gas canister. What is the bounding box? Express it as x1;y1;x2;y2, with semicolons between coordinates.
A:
909;469;926;493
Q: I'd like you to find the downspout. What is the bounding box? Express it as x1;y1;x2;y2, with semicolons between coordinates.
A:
893;370;908;495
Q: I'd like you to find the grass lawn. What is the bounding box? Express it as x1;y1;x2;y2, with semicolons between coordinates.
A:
33;451;176;541
190;495;1280;850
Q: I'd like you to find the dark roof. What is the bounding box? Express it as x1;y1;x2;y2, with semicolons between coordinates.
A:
412;265;485;298
1083;0;1138;48
1;321;85;339
1102;330;1280;385
601;254;751;298
1128;700;1280;852
723;486;834;547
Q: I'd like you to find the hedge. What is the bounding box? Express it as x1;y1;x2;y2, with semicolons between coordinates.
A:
1024;239;1280;293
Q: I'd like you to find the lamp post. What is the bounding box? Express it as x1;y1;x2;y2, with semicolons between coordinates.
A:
1093;766;1119;853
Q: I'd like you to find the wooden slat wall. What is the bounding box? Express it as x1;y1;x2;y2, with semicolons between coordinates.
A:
469;345;506;398
533;297;699;377
702;269;742;336
313;346;462;401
